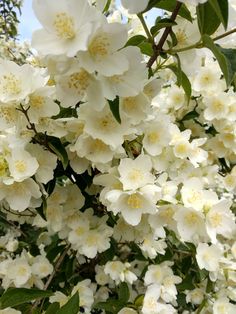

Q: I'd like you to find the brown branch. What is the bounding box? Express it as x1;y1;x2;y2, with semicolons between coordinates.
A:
30;244;71;313
147;1;183;68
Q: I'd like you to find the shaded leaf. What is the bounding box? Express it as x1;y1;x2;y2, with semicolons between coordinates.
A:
108;96;121;124
0;288;53;310
197;1;221;35
57;292;80;314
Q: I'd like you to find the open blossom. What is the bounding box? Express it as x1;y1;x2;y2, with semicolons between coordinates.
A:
32;0;101;57
78;21;129;76
0;60;47;104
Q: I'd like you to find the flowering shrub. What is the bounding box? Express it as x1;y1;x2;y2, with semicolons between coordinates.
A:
0;0;236;313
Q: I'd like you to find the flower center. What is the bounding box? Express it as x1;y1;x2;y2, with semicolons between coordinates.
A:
53;12;75;40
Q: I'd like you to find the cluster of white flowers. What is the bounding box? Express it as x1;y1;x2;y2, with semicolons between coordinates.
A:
0;0;236;313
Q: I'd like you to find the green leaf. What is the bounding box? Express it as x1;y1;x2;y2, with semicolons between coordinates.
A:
47;136;69;170
202;34;235;86
108;96;121;124
45;303;60;314
168;64;192;101
118;282;130;303
138;42;153;56
125;35;147;47
153;0;192;22
151;18;177;36
57;292;80;314
103;0;112;13
0;288;53;310
208;0;228;30
182;110;199;121
94;300;124;313
197;1;221;35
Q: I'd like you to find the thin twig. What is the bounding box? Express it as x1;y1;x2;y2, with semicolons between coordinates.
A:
147;1;182;68
30;244;71;313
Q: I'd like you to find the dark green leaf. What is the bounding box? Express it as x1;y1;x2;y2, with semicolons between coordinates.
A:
94;300;124;313
108;96;121;124
153;0;192;22
197;1;221;35
57;292;80;314
103;0;112;13
182;110;199;121
208;0;228;30
47;136;69;170
0;288;53;310
151;18;177;36
118;282;130;303
168;64;192;101
125;35;147;47
45;303;60;314
138;42;153;56
202;34;235;86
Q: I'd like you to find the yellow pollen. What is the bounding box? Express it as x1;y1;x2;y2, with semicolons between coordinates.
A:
187;190;201;204
15;160;27;173
0;106;16;123
86;235;97;246
109;75;124;84
175;143;188;154
18;266;28;276
98;114;115;130
209;212;222;228
176;29;188;46
127;194;142;209
1;73;21;96
0;155;8;176
30;95;45;109
122;97;136;112
92;139;107;152
75;226;86;236
89;34;110;58
68;70;90;93
53;12;75;39
212;101;224;112
128;169;143;182
184;212;199;226
147;131;159;144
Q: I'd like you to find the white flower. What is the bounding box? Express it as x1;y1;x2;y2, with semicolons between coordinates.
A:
72;279;94;313
78;21;129;76
0;178;41;212
205;199;236;243
6;258;31;287
32;0;101;57
104;261;137;284
55;65;103;109
31;256;53;279
118;154;154;191
72;134;119;164
7;149;39;182
99;46;147;100
27;86;59;123
186;288;204;305
0;309;22;314
121;0;149;14
203;93;230;121
174;206;207;242
196;243;223;272
79;102;133;149
0;60;47;104
118;308;138;314
27;144;58;184
213;297;236;314
105;185;160;226
143;118;171;156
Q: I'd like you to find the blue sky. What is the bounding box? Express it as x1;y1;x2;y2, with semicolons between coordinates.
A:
18;0;159;41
